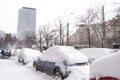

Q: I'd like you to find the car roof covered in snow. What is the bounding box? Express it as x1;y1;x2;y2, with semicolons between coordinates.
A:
80;48;112;59
19;48;42;58
90;50;120;79
40;46;88;64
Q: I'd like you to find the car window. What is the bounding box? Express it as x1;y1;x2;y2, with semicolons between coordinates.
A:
38;60;55;68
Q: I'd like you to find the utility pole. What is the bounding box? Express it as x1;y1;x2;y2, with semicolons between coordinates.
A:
87;26;91;48
67;22;69;46
102;5;106;48
59;19;62;45
66;13;73;46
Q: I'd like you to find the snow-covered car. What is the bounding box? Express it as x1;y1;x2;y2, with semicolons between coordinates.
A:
18;48;42;65
33;46;89;80
90;50;120;80
80;48;112;64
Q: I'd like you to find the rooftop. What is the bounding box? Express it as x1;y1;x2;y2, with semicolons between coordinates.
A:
22;7;36;10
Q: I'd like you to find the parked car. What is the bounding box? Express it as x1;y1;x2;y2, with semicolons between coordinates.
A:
0;49;11;57
80;48;112;64
90;50;120;80
33;46;89;79
112;44;120;52
18;48;42;65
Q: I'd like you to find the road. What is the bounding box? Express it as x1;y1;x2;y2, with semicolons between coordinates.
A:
0;58;56;80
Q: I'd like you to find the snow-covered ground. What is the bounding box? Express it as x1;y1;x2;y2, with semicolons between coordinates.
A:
0;47;118;80
0;46;89;80
0;59;57;80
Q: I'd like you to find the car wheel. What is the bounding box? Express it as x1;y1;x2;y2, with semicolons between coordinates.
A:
18;59;21;62
33;62;38;71
9;54;11;57
22;59;26;65
54;69;62;80
35;65;38;71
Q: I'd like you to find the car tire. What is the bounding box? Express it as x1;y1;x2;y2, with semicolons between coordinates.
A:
18;59;21;62
8;54;11;57
22;59;26;65
35;65;38;71
54;69;63;80
33;62;38;71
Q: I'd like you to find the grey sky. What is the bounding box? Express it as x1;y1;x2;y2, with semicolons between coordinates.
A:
0;0;119;33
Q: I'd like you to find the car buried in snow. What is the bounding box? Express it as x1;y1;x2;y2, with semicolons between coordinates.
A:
33;46;89;79
90;50;120;80
18;48;42;65
80;48;113;64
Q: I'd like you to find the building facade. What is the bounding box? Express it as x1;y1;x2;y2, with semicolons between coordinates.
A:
17;7;36;40
70;25;89;46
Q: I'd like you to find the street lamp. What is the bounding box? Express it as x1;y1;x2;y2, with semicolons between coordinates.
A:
66;13;73;46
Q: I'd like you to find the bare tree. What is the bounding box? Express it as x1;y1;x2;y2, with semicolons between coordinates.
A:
80;8;97;48
1;34;19;48
38;26;44;52
54;17;66;45
24;36;36;48
38;24;57;50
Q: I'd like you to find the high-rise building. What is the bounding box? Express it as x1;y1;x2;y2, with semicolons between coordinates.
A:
17;7;36;40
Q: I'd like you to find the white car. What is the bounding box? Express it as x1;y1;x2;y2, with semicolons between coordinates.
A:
80;48;113;64
18;48;42;65
90;50;120;80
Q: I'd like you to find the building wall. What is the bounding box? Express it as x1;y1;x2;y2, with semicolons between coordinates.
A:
70;25;88;46
17;7;36;40
70;22;117;47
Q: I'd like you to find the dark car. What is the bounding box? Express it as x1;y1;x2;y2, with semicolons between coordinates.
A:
33;58;70;79
1;49;11;57
33;46;89;79
5;49;12;57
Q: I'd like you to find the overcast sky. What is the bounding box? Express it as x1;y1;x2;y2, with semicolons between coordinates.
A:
0;0;119;34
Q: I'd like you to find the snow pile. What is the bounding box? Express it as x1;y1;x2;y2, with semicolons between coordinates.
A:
90;50;120;79
66;66;89;80
41;46;88;64
19;48;42;63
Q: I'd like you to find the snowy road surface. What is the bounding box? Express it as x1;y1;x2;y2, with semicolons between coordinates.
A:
0;59;56;80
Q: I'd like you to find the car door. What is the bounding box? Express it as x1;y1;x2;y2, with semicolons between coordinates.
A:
43;61;56;74
36;60;46;72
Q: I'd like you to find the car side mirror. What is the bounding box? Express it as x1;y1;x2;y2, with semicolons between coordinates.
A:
37;57;40;60
63;60;68;66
